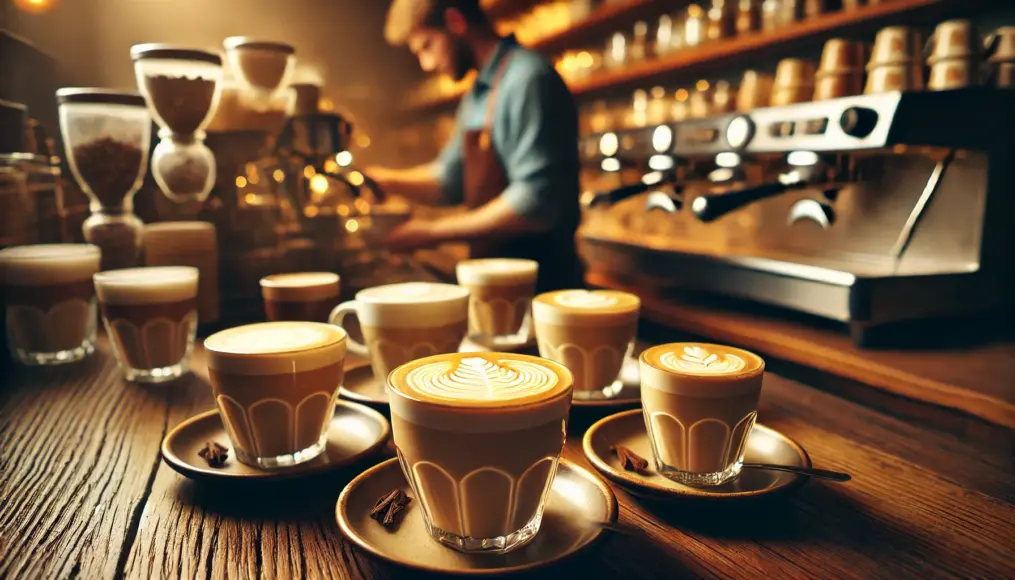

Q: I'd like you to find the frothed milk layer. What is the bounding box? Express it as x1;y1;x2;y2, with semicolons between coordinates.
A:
0;244;101;285
456;259;538;286
388;353;572;432
533;290;640;326
205;321;347;375
94;267;199;305
260;272;340;302
354;282;469;327
641;343;764;397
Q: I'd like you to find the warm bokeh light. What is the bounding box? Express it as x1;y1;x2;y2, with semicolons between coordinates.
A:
696;80;711;91
354;198;370;214
336;151;353;167
273;169;285;183
243;193;257;205
14;0;59;15
348;171;365;187
355;134;372;148
345;219;360;233
337;204;351;217
675;89;690;101
309;174;329;194
304;206;320;218
303;165;316;179
235;176;248;188
323;160;339;173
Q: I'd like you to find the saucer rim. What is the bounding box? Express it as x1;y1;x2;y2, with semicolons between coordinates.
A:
160;399;391;481
335;456;619;576
582;408;812;499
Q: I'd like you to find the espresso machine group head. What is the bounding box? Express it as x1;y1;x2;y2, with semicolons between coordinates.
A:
579;89;1015;346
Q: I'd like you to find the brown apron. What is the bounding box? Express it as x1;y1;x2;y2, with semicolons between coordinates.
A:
460;51;584;293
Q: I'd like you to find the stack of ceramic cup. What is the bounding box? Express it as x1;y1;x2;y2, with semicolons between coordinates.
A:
985;27;1015;88
814;38;866;100
927;20;979;91
736;70;774;111
771;58;816;105
865;26;924;93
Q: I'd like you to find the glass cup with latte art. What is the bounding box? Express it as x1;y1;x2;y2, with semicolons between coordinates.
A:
94;266;199;383
640;343;765;486
388;352;573;554
0;244;102;366
455;258;538;347
533;289;640;400
328;282;469;381
205;322;347;468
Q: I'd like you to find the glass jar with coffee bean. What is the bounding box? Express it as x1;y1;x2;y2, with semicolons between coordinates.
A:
57;88;151;271
131;44;223;203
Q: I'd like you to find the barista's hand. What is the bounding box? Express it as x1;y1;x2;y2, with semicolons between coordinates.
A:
384;219;443;251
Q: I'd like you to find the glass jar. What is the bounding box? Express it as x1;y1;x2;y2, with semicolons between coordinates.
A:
707;0;737;41
131;44;224;203
57;89;151;271
685;5;707;47
656;15;674;57
605;32;628;69
223;37;296;101
630;21;650;62
737;0;763;34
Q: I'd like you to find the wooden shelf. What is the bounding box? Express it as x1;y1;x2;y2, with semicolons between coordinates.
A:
529;0;675;54
402;0;963;114
484;0;539;20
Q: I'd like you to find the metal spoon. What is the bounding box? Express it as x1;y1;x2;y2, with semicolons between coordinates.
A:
742;463;851;482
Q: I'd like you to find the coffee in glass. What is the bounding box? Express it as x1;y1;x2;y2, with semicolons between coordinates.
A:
205;321;347;468
388;352;572;554
260;272;341;322
533;289;640;400
455;258;538;347
640;342;765;486
328;282;469;381
0;244;101;365
94;266;199;383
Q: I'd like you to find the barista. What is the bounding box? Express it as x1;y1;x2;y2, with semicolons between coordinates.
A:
369;0;584;292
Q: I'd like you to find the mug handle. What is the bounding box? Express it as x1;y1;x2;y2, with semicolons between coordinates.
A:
328;300;369;356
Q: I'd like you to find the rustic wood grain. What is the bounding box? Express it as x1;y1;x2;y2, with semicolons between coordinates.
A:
587;271;1015;430
4;333;1015;579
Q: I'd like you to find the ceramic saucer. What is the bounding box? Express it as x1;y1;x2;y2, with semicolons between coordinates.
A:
339;363;388;406
162;400;390;481
583;409;811;500
336;457;618;575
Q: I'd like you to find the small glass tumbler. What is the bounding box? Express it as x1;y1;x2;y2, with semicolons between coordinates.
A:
94;266;199;383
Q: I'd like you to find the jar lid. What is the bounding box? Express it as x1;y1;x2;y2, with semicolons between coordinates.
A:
130;44;223;65
56;88;146;107
223;37;296;54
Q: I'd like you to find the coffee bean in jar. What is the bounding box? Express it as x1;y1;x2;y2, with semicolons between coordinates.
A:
71;137;145;208
143;75;217;135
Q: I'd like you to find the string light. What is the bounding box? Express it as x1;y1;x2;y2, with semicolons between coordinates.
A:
14;0;59;15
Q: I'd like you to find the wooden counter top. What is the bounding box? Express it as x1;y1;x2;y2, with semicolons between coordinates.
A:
3;336;1014;578
587;272;1015;432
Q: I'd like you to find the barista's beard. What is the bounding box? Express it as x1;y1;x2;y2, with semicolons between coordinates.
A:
448;36;477;81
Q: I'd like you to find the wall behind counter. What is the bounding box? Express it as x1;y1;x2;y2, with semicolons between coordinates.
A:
1;0;430;165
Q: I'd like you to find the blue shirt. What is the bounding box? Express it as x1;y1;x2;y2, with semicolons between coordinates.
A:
430;36;579;226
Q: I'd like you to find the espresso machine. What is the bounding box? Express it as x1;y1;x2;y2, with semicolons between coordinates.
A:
579;89;1015;346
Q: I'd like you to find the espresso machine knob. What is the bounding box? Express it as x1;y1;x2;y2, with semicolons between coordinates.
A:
839;107;879;138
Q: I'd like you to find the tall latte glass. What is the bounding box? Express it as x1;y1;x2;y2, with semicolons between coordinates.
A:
328;282;469;381
205;322;347;468
456;258;537;347
533;289;640;400
640;343;765;486
388;352;572;554
94;266;199;383
0;244;101;365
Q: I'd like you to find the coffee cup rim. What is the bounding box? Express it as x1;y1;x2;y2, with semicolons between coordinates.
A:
640;342;765;381
354;281;469;304
204;321;347;358
0;243;100;262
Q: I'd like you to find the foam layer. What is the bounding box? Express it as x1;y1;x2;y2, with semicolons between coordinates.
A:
456;259;538;286
94;267;198;305
640;343;765;397
143;221;216;254
532;290;640;326
260;272;340;302
351;282;469;328
0;244;101;286
205;321;347;375
388;352;572;433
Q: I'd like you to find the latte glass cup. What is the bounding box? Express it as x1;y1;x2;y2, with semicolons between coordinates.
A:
0;244;101;366
205;322;347;468
388;352;573;554
640;343;765;486
456;258;538;348
260;272;341;322
328;282;469;381
533;289;640;400
94;266;199;383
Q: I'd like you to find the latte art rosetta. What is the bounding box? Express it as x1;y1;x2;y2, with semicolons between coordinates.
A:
661;346;747;375
553;290;618;309
406;356;559;401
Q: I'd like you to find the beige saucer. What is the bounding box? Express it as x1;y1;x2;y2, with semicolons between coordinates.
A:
161;401;390;481
583;409;811;499
336;457;618;575
339;363;388;406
